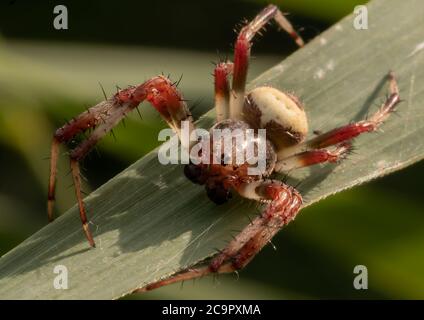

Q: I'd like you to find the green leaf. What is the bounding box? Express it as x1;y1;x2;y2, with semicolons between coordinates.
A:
0;0;423;299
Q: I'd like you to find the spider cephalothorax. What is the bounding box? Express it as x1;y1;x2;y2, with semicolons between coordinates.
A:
47;4;401;291
184;118;280;204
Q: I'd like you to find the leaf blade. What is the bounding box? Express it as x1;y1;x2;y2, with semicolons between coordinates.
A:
0;0;423;299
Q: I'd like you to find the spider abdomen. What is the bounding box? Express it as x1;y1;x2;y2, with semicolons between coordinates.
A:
244;86;308;151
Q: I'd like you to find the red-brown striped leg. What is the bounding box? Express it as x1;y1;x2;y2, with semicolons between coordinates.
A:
47;100;115;222
275;142;352;172
62;103;160;247
230;4;304;119
70;159;95;247
59;76;195;247
48;75;195;247
278;72;401;159
117;75;195;150
208;180;301;270
48;137;60;222
117;76;193;134
214;62;233;121
68;78;196;161
134;180;302;293
224;188;301;271
65;105;139;247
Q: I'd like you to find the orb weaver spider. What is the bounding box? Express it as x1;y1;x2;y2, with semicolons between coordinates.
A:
47;4;401;291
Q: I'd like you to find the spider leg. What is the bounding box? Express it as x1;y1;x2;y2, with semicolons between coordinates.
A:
48;137;60;222
277;72;401;160
49;75;195;246
134;180;302;293
48;100;116;222
63;103;134;247
214;62;233;121
275;142;352;172
230;4;304;120
117;76;195;150
70;158;95;247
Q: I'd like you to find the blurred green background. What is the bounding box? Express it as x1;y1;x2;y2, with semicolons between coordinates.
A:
1;0;424;299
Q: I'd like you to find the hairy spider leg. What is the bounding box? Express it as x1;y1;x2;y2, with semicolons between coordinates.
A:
276;72;401;166
214;62;233;121
49;76;195;247
48;100;116;223
134;180;302;292
230;4;304;120
275;142;352;171
118;76;196;150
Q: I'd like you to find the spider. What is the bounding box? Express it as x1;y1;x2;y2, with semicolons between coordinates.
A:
47;5;401;291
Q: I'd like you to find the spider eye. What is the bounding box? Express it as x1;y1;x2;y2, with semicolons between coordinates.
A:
205;184;232;205
184;163;204;184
